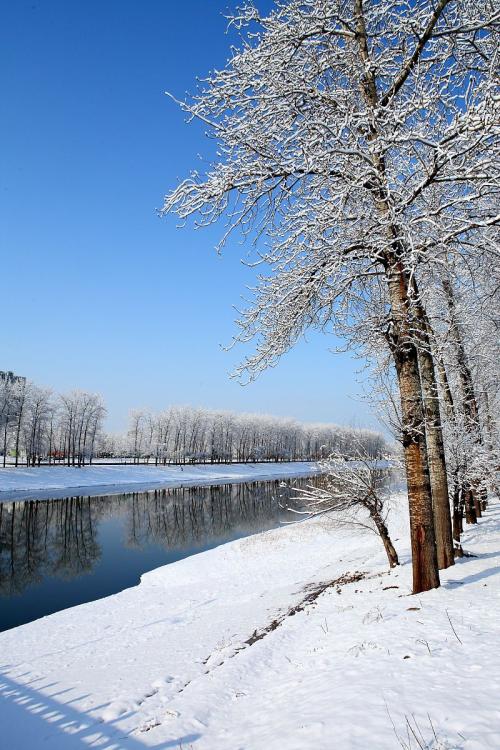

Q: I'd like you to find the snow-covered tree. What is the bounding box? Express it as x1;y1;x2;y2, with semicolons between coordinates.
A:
58;391;106;466
162;0;498;592
421;258;500;547
23;386;53;466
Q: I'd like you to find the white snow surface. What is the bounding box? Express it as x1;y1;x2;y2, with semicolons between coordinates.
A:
1;495;499;749
0;461;322;501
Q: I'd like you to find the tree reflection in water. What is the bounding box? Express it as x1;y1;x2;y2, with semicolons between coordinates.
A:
0;497;101;595
125;481;289;550
0;478;312;630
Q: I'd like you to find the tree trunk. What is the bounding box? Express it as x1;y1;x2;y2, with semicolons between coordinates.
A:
465;489;477;524
2;420;7;467
442;278;484;506
434;348;468;556
452;483;464;557
372;509;399;568
480;487;488;512
435;353;455;420
14;384;26;468
412;287;454;569
386;265;440;593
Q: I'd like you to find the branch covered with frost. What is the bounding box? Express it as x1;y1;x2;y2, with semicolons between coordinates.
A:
161;0;499;379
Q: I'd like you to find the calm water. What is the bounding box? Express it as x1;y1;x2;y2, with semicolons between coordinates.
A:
0;478;310;632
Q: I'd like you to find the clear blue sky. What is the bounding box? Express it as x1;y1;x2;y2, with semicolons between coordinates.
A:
1;0;380;433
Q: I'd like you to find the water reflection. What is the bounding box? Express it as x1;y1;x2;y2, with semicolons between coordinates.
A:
0;479;306;631
125;482;289;549
0;498;99;596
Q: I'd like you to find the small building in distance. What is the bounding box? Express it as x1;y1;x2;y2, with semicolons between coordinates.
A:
0;371;26;386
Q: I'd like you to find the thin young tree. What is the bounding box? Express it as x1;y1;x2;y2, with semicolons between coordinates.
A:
162;0;498;592
0;377;15;467
286;450;400;568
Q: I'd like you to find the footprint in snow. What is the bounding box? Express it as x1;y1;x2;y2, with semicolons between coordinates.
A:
347;641;388;657
100;700;135;722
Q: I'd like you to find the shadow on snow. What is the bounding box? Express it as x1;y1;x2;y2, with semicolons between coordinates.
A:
0;667;200;750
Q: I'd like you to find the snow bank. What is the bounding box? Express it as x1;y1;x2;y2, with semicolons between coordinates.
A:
0;461;322;501
1;495;499;749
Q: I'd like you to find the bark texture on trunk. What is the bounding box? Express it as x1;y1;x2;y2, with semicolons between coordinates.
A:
480;487;488;512
372;510;399;568
435;353;455;419
386;267;440;593
412;289;454;569
465;489;477;524
442;278;488;527
442;281;481;434
452;482;464;557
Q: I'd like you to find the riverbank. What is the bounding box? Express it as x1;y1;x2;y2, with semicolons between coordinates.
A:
0;461;322;502
1;493;499;749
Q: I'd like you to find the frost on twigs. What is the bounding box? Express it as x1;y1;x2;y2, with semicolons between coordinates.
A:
286;445;402;568
161;0;499;382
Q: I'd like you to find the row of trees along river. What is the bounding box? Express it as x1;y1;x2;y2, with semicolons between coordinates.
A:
0;381;387;467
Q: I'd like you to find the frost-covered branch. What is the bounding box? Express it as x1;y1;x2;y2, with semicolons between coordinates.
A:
287;447;401;568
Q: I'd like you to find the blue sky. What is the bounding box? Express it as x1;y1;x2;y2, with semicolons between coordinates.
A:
1;0;380;432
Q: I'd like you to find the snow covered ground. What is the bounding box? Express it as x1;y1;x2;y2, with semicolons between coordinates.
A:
1;494;499;749
0;462;322;502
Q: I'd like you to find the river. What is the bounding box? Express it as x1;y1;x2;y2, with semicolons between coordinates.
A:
0;477;318;631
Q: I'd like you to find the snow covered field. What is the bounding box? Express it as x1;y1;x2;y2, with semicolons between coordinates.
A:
0;462;322;502
1;492;499;749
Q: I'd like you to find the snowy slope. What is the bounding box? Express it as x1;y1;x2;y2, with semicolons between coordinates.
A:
1;495;499;749
0;461;322;501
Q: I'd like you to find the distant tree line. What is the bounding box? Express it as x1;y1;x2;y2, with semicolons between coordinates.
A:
100;407;387;464
0;380;387;467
